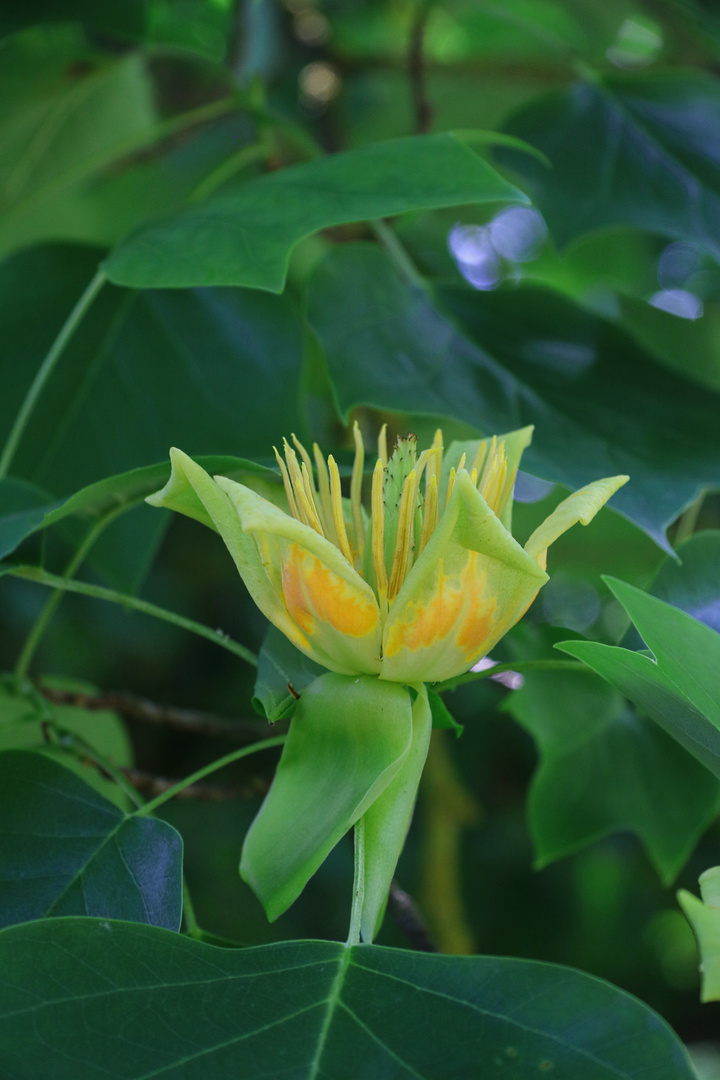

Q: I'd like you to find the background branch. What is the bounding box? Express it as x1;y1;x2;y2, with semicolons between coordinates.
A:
36;682;277;743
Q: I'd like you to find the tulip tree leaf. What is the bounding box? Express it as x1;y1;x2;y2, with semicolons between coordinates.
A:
504;669;719;883
0;32;156;261
0;918;696;1079
0;457;278;564
641;531;720;635
0;244;303;587
679;868;720;1002
500;71;720;258
0;751;182;930
307;243;720;552
252;626;325;721
559;580;720;781
102;133;528;291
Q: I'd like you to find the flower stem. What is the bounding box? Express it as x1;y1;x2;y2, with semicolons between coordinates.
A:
134;736;285;817
6;565;259;667
0;268;106;478
370;220;427;290
182;880;203;939
435;658;584;693
347;817;366;947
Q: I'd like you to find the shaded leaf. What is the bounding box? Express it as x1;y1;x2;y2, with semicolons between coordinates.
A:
307;243;720;551
0;919;696;1078
103;133;528;291
505;669;718;882
0;30;156;260
0;244;302;587
0;456;279;564
252;626;325;721
0;478;57;560
643;530;720;634
0;751;182;930
501;72;720;257
560;580;720;782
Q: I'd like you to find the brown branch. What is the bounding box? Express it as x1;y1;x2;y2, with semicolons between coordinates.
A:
120;767;270;802
389;880;437;952
36;682;278;742
408;0;434;135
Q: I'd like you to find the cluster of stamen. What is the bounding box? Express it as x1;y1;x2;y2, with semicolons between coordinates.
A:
274;424;516;610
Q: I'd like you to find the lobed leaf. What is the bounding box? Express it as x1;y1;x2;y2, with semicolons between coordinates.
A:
0;918;696;1078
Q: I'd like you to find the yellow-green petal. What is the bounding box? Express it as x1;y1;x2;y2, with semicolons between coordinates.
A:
148;449;321;663
524;475;629;565
380;471;547;683
216;476;382;676
443;424;534;530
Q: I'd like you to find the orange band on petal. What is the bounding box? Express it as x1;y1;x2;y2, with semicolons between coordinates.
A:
282;543;380;639
383;561;465;658
455;553;497;658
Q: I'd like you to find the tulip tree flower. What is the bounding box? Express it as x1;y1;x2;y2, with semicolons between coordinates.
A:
148;425;627;942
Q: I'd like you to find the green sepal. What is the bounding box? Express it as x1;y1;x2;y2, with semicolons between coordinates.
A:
679;867;720;1002
360;683;433;942
240;674;414;921
428;689;464;736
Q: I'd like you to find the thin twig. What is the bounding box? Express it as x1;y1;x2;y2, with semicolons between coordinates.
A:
408;0;434;135
35;682;276;743
389;881;437;952
120;767;270;802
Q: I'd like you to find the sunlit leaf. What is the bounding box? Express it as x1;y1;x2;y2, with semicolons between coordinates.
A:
104;133;528;291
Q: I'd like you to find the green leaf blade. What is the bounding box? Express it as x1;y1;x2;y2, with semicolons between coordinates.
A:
0;920;696;1078
307;243;720;551
103;133;528;291
0;751;182;931
501;72;720;256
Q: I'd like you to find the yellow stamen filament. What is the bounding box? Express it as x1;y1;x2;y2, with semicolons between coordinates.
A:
388;469;417;602
350;421;365;558
426;429;443;492
299;463;324;535
292;434;319;502
418;473;438;555
327;454;354;565
313;443;337;543
477;436;498;494
470;467;478;486
496;465;517;519
482;456;507;514
371;458;388;604
378;423;388;468
274;447;299;521
283;443;313;528
470;439;488;478
446;466;457;506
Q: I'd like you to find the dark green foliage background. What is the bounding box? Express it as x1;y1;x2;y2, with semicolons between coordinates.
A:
1;0;720;1074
